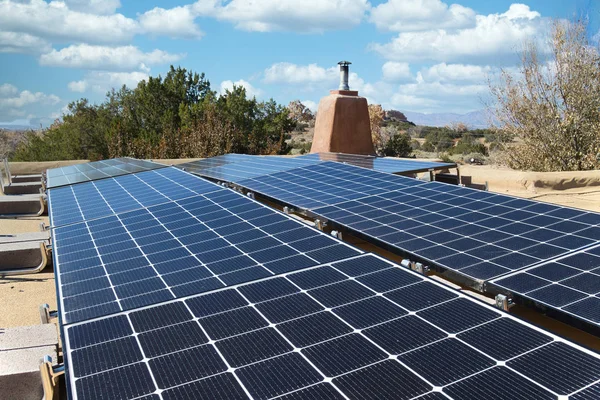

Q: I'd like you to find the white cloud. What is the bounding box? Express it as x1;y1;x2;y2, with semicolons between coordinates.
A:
67;80;88;93
68;71;149;93
0;84;18;97
0;31;51;54
39;44;184;71
64;0;121;15
0;0;139;45
264;63;337;84
263;62;374;104
370;0;475;32
0;90;59;109
196;0;369;33
385;71;489;113
370;4;549;63
382;62;412;81
503;3;540;20
220;79;263;98
420;63;492;83
139;5;204;39
0;84;60;121
301;100;318;112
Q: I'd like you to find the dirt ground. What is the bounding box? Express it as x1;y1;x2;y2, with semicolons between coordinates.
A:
2;160;600;347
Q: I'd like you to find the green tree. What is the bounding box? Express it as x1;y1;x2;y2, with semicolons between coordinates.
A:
422;131;453;152
13;65;296;161
384;133;412;157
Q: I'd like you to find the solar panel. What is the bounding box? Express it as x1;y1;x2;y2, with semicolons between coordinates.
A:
51;170;362;324
177;153;455;184
491;243;600;331
235;162;600;284
177;154;321;182
46;157;167;188
63;253;600;400
299;152;456;174
48;167;223;227
239;161;427;209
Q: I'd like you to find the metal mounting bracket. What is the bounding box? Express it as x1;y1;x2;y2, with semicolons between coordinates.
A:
39;303;58;324
412;262;429;274
3;158;12;185
330;230;342;240
314;219;325;230
495;294;514;311
40;355;64;400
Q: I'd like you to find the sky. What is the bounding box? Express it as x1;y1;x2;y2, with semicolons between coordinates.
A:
0;0;598;127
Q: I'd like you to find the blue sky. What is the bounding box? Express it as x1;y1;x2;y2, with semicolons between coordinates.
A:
0;0;597;127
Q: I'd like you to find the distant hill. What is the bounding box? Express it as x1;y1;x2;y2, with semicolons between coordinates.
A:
0;124;37;131
403;109;493;129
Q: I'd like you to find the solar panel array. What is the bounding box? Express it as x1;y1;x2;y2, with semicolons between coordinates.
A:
46;157;167;189
50;168;361;324
492;244;600;329
177;152;455;183
63;253;600;400
236;162;600;283
47;157;600;400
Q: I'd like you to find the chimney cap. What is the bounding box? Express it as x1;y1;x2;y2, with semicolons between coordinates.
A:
338;61;352;66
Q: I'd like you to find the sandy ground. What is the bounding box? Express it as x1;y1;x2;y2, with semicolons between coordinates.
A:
2;160;600;347
0;215;54;328
461;164;600;212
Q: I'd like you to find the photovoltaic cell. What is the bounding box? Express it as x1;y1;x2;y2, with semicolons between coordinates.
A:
46;157;167;188
491;243;600;330
52;178;361;324
63;254;600;400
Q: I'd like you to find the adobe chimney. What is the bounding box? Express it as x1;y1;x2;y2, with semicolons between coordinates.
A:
310;61;375;155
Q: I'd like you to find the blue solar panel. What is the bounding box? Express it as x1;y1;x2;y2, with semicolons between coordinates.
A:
48;167;223;227
51;171;361;324
178;154;322;181
63;253;600;400
178;153;455;183
46;157;167;188
234;162;600;284
492;243;600;330
297;152;456;173
239;161;426;208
